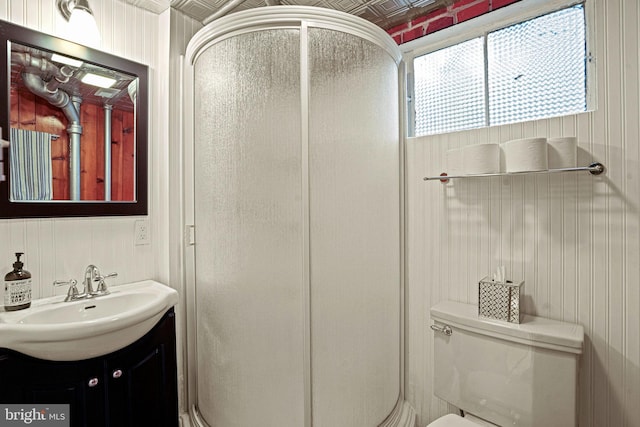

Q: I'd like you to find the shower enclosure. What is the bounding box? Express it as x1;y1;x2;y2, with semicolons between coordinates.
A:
183;7;406;426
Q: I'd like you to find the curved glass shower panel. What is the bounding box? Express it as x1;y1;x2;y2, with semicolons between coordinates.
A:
308;28;401;426
193;29;305;427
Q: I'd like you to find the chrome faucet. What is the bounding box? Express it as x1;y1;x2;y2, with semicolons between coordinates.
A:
53;265;118;301
83;264;117;296
83;264;100;295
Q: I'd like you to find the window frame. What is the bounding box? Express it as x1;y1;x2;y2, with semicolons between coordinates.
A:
401;0;596;137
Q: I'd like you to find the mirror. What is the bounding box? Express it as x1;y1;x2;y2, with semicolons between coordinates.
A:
0;20;148;218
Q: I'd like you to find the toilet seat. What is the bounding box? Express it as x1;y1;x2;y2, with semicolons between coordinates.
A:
427;414;479;427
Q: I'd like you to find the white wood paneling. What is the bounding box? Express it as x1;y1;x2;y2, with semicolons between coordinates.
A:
0;0;162;302
406;0;640;425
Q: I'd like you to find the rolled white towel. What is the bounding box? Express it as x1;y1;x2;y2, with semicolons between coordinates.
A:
463;143;500;175
502;137;548;172
547;136;577;169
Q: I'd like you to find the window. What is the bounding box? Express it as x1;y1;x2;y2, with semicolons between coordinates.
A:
414;37;485;135
410;4;588;136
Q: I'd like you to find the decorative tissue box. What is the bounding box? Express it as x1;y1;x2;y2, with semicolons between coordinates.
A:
478;276;524;323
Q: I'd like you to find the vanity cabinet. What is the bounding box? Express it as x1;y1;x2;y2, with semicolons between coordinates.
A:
0;350;106;425
0;309;178;427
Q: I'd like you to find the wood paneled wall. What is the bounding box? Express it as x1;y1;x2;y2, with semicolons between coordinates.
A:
405;1;640;426
10;88;135;201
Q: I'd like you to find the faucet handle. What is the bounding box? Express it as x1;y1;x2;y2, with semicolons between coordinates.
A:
94;272;117;294
53;278;77;287
53;279;80;302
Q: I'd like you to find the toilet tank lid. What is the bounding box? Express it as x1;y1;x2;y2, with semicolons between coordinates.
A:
430;301;584;354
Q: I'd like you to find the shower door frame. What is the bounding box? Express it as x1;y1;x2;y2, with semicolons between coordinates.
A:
179;7;408;426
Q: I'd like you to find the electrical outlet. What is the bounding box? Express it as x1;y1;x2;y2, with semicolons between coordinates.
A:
135;219;150;245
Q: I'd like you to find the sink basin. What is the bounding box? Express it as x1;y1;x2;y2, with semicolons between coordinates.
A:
17;292;154;325
0;280;178;361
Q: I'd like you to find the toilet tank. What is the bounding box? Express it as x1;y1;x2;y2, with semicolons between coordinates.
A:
431;301;583;427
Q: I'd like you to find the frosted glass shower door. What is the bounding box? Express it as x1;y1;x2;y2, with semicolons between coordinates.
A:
308;28;401;426
192;29;305;427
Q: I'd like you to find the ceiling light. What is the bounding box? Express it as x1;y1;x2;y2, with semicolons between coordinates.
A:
81;73;117;88
57;0;101;48
50;53;83;68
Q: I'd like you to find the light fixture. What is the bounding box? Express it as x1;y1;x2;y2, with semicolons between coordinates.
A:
57;0;101;48
81;73;117;88
50;53;83;68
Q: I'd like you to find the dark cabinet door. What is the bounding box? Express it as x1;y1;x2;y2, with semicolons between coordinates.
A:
0;352;106;427
106;310;178;427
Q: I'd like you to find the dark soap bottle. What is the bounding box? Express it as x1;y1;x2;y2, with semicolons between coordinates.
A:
3;252;32;311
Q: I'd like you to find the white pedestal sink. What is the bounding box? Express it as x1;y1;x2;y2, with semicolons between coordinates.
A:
0;280;178;361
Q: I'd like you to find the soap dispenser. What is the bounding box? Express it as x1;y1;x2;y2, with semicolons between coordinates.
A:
3;252;32;311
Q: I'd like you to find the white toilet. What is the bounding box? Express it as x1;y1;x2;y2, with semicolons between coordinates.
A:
428;301;584;427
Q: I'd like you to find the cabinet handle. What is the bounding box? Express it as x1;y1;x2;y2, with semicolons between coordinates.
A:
88;377;99;387
112;369;123;379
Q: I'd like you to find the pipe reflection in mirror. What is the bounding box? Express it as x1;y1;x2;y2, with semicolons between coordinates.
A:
104;104;112;201
69;96;83;200
128;80;137;201
13;51;83;200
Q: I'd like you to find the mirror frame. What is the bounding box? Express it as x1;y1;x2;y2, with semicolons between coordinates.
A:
0;19;148;218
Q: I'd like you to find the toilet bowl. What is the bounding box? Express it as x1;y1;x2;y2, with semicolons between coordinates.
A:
427;301;584;427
